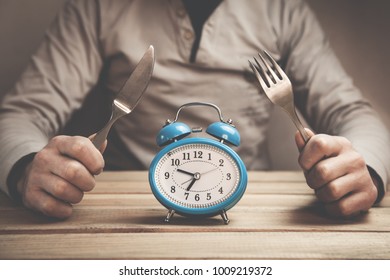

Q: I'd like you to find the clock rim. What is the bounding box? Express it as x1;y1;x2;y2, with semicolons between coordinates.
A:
148;138;248;217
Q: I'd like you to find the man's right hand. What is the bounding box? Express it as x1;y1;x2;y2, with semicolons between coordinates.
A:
16;135;106;219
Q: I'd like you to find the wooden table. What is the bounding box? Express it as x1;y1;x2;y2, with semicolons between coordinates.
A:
1;171;389;259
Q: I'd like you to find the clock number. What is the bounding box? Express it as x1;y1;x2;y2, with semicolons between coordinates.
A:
195;194;200;201
218;187;223;194
171;159;180;166
171;186;176;193
208;153;212;160
182;152;190;160
184;192;189;200
207;193;211;200
219;159;224;166
164;172;170;179
193;151;203;159
226;173;231;180
181;151;203;160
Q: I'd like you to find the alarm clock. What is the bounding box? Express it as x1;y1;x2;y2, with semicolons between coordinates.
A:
148;102;247;224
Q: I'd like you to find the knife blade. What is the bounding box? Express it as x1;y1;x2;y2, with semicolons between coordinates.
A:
92;45;155;148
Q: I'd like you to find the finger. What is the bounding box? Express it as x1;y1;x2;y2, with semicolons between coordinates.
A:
25;171;85;204
24;188;73;219
298;135;346;171
305;153;351;189
314;174;356;203
53;136;105;175
88;133;107;154
324;190;375;218
50;156;96;192
295;128;315;152
32;144;96;192
44;174;84;204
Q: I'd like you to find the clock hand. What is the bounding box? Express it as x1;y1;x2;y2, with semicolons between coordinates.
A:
181;167;218;185
185;172;201;191
200;166;219;176
177;168;195;176
178;169;196;185
186;177;197;191
181;177;193;185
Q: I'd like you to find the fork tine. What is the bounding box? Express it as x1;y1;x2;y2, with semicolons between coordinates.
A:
248;60;269;90
253;57;272;87
257;51;279;83
262;49;286;81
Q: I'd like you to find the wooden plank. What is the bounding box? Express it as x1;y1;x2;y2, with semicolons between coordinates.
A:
1;231;389;259
247;171;305;182
40;193;320;208
53;193;390;208
96;171;148;182
0;181;311;200
2;182;388;203
1;200;390;234
1;193;318;210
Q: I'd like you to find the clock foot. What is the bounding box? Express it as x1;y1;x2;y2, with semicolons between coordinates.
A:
164;209;175;223
220;210;230;225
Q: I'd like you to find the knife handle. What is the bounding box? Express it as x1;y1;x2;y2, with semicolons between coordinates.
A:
92;125;111;150
92;111;121;150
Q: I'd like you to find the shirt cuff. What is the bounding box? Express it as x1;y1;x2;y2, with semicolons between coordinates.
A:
367;165;386;204
6;153;37;203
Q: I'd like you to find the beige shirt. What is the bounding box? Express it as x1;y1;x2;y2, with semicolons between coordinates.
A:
1;0;389;197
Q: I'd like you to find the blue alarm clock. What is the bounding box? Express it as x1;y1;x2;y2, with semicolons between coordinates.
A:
148;102;247;224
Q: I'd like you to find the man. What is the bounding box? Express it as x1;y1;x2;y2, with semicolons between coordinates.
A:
0;0;389;219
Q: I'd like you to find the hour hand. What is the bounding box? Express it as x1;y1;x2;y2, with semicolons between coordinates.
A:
177;168;195;176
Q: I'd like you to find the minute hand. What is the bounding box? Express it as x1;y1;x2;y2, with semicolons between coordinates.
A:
181;167;219;185
186;178;197;191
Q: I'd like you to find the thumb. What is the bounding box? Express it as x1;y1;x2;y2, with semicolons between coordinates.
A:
294;128;314;152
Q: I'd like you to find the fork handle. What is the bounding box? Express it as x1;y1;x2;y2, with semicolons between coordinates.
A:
286;108;311;143
293;118;310;143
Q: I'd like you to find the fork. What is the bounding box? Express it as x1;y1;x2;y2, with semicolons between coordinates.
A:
249;50;310;143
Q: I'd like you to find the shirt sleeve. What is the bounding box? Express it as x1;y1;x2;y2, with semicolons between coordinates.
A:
0;0;103;196
277;0;390;192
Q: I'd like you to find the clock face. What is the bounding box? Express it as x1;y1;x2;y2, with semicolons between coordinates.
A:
151;140;243;214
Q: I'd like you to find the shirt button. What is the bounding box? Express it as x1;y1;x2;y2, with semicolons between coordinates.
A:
184;29;194;40
177;8;186;17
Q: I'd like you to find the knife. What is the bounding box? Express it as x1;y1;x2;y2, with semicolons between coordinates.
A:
92;45;155;149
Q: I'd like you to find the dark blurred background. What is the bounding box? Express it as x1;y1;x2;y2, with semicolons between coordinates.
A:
0;0;389;170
